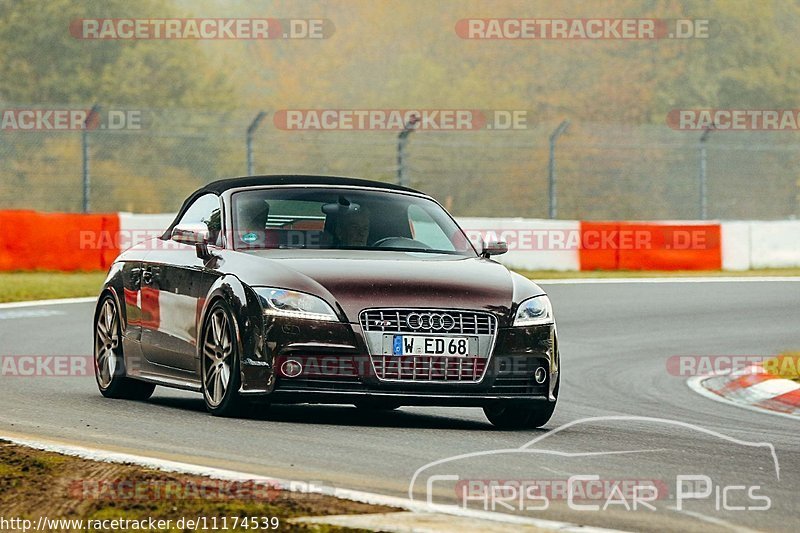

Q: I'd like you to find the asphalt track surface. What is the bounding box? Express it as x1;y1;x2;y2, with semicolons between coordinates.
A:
0;280;798;532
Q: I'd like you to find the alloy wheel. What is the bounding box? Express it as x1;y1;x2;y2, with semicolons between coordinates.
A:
203;308;233;407
95;298;120;389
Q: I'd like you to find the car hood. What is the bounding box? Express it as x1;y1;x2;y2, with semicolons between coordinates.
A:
240;250;528;323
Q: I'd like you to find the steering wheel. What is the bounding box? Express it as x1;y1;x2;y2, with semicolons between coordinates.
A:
373;236;432;250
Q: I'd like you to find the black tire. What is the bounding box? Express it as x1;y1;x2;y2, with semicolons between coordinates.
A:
94;294;155;401
200;300;245;417
483;401;556;429
484;371;559;429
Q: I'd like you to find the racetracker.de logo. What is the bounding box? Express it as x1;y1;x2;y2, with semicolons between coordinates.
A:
455;18;714;40
69;18;333;40
69;479;281;501
666;355;800;377
273;109;529;131
0;108;143;131
667;109;800;131
463;227;716;251
0;355;93;377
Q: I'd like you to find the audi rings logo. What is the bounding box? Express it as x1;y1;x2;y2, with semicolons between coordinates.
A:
406;312;456;331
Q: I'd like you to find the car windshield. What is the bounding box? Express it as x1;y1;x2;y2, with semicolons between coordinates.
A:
230;187;476;255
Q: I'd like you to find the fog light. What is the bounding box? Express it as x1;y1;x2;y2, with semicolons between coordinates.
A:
281;359;303;378
534;366;547;384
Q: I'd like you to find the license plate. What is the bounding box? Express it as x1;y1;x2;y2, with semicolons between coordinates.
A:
388;335;475;357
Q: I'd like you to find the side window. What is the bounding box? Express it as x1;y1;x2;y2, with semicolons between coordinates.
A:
176;193;222;246
407;204;456;251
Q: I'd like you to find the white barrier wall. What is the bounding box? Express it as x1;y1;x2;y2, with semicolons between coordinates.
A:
721;220;800;270
118;214;800;271
118;212;175;249
117;214;581;271
456;217;580;271
721;222;751;271
748;221;800;268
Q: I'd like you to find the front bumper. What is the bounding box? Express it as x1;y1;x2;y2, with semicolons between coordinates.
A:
240;316;558;406
265;390;551;407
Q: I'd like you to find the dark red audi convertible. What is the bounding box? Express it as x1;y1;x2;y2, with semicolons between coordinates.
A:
94;176;560;428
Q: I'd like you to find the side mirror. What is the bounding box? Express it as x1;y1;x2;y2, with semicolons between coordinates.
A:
481;240;508;258
171;223;210;245
172;223;219;264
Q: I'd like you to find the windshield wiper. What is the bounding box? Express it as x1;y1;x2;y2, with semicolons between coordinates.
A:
368;247;466;255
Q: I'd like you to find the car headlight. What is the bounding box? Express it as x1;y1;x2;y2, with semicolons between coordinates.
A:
254;287;339;322
513;295;554;326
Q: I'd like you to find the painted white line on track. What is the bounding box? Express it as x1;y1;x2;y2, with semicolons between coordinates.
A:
538;277;800;285
0;309;65;320
0;297;96;309
687;376;800;422
0;433;625;533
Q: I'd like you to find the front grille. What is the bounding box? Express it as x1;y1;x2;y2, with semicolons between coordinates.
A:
371;355;487;382
360;309;497;335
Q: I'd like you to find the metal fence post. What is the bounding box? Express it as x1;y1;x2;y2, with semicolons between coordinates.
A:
548;119;570;219
82;104;100;213
246;111;267;176
698;127;713;220
796;177;800;218
397;115;419;187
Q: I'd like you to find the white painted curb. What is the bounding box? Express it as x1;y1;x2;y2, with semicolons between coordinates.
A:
687;376;800;422
1;434;623;533
0;297;96;309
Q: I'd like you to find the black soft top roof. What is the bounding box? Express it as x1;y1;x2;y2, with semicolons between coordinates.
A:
163;175;423;239
197;175;420;195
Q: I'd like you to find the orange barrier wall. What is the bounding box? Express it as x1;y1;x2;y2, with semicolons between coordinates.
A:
579;222;722;271
0;210;120;271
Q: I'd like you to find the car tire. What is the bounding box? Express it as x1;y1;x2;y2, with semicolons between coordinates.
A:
483;401;556;429
484;371;559;429
94;295;156;401
201;300;245;417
